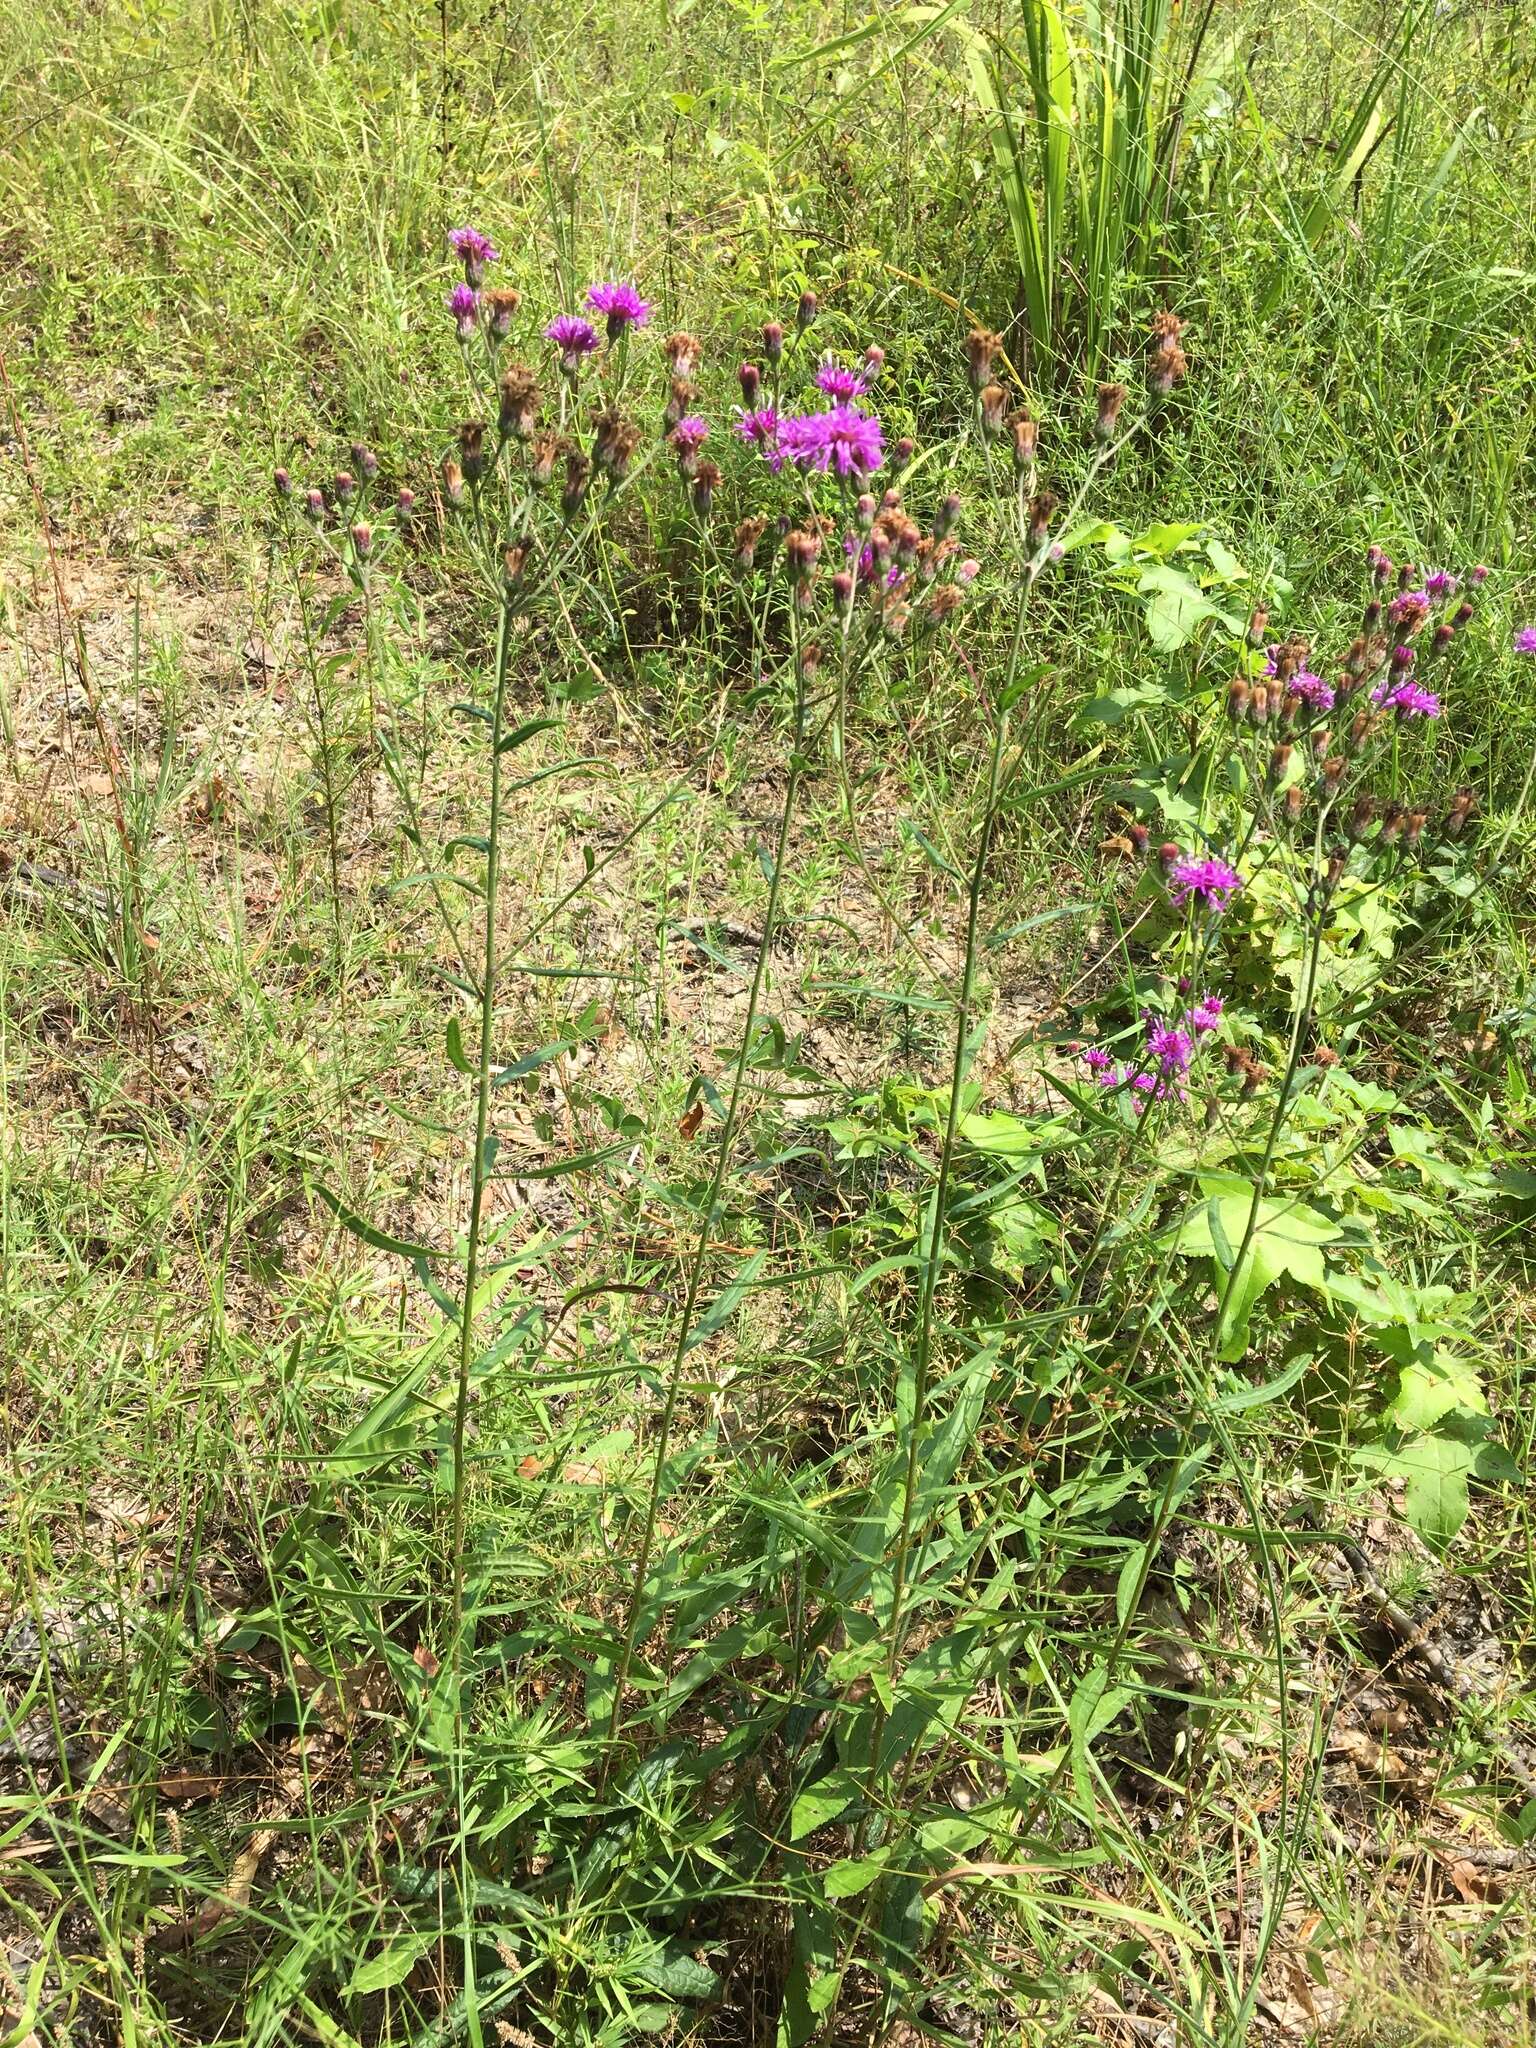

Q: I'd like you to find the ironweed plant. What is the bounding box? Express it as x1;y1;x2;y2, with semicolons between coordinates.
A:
259;239;1530;2042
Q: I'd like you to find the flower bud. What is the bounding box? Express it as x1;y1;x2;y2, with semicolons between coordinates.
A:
1226;676;1250;723
350;521;372;559
663;331;700;380
396;487;415;528
978;382;1008;437
1469;564;1489;587
334;471;355;505
891;436;915;473
796;289;818;331
1348;793;1376;841
1284;783;1304;825
964;327;1002;391
530;430;562;487
1027;489;1056;551
1249;683;1270;726
956;559;980;586
733;517;766;573
1430;621;1455;656
739;360;762;406
1247;605;1268;646
761;320;784;362
855;492;877;531
1008;410;1038;470
350;441;378;480
502;536;533;590
1093;382;1127;445
1452;600;1474;628
1268;742;1292;787
561;450;591;516
1405;807;1428;848
458;422;486;483
863;344;886;385
498;366;540;442
1371;551;1393;587
933;493;962;540
304;486;326;523
1347;710;1373;754
1313;727;1331;758
483;289;520;340
440;457;464;507
1379;801;1405;845
1325;846;1347;891
831;569;854;605
690;460;721;519
1321;755;1344;795
663;377;697;432
1127;822;1150;856
1445;788;1476;839
273;467;293;500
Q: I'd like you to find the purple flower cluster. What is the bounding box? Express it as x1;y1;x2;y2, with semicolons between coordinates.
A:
813;356;869;402
1292;671;1335;712
1082;995;1223;1107
1167;855;1243;913
778;402;885;480
735;405;783;471
1372;679;1442;719
449;226;497;284
1516;626;1536;656
587;281;651;337
447;282;479;342
546;314;599;371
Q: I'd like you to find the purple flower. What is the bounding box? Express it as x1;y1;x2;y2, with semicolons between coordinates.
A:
1168;856;1243;913
545;314;599;372
1187;994;1224;1034
1515;626;1536;657
447;283;480;342
1387;588;1430;632
671;414;709;458
813;356;868;402
586;281;652;338
448;226;497;284
1376;681;1442;719
735;405;784;472
1425;570;1458;599
779;402;885;480
1291;671;1335;713
1082;1047;1118;1086
1146;1024;1194;1078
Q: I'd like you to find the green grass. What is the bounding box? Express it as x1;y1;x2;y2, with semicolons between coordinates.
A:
3;0;1536;2042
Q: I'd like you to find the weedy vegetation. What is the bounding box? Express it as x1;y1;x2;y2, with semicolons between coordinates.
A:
1;0;1535;2044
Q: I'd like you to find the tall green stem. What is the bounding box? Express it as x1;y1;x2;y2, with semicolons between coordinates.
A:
602;673;808;1770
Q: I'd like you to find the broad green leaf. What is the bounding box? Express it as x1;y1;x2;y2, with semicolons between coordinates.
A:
791;1770;861;1841
1170;1177;1343;1360
823;1854;887;1899
345;1934;434;1997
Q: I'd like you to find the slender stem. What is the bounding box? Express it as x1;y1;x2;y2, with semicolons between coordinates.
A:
601;671;808;1772
447;589;516;1657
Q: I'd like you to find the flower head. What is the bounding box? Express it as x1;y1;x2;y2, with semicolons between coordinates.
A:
1145;1023;1194;1078
1167;856;1243;913
1387;588;1430;633
448;227;497;284
545;314;599;373
1515;626;1536;657
779;403;885;479
670;414;709;473
1291;670;1336;713
586;281;652;339
1376;681;1442;719
1425;570;1458;599
814;356;867;402
447;283;480;342
735;405;783;472
1187;994;1224;1034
